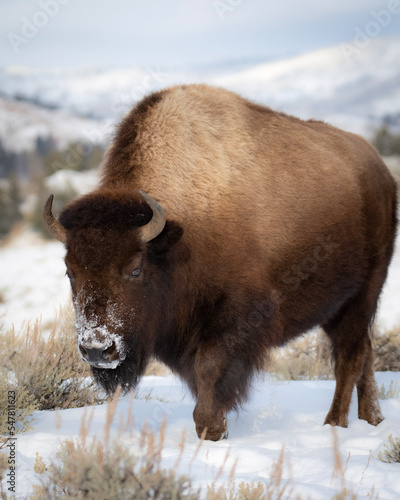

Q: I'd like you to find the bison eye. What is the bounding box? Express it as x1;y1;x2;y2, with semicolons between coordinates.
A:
123;254;143;281
65;268;75;282
130;268;141;278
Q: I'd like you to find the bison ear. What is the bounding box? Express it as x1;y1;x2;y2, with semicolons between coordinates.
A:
148;220;183;255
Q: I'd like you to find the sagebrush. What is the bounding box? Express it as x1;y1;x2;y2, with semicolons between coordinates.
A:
378;434;400;463
32;436;198;500
270;323;400;380
0;371;37;441
378;380;400;400
374;325;400;372
31;393;293;500
31;394;199;500
30;412;380;500
270;329;333;380
0;306;105;417
206;446;292;500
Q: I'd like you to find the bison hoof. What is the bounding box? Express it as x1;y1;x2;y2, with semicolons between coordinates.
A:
193;408;228;441
196;425;228;441
323;412;349;428
359;411;384;427
195;416;228;441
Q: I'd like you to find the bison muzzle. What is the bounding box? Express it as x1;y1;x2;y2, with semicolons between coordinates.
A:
43;84;398;441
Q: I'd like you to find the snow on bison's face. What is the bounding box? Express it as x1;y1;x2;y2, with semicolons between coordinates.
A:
43;190;184;394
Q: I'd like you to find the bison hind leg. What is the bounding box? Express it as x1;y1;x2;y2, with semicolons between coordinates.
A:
356;344;383;425
322;259;390;427
322;325;382;427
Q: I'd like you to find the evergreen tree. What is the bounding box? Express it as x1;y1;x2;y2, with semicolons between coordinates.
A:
0;173;22;237
373;126;400;156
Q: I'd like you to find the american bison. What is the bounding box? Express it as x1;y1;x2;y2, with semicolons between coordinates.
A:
43;84;397;440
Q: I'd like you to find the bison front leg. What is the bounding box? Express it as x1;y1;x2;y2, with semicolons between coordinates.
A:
193;343;229;441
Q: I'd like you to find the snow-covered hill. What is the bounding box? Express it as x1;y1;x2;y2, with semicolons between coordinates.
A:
0;65;178;125
215;36;400;135
0;97;103;154
0;35;399;154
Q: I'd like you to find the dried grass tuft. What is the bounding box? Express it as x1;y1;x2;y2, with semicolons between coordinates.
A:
378;380;400;400
31;395;199;500
374;324;400;372
206;446;292;500
0;305;105;423
269;322;400;381
378;434;400;463
270;329;333;380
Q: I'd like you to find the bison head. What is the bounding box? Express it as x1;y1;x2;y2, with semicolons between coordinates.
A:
43;189;184;394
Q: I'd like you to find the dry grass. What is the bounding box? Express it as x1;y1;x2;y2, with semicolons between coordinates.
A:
374;324;400;372
0;371;37;441
378;380;400;400
329;428;377;500
204;430;379;499
31;393;296;500
0;306;105;420
0;450;9;498
31;390;199;500
269;322;400;381
269;329;333;381
0;390;385;500
378;434;400;463
206;446;292;500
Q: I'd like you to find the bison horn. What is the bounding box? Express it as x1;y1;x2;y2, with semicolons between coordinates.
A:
138;190;166;243
43;194;67;244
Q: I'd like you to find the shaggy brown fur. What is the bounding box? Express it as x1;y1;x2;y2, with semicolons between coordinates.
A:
49;84;397;440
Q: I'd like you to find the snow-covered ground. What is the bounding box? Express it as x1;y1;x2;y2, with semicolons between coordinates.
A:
378;230;400;332
0;218;399;498
0;169;99;332
0;233;70;331
10;372;400;499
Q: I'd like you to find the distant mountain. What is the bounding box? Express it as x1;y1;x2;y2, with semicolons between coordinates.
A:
0;97;101;154
214;35;400;136
0;64;183;126
0;35;398;156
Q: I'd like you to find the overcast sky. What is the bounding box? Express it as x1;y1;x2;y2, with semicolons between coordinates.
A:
1;0;399;69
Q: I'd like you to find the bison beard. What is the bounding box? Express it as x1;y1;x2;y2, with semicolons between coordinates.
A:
42;84;398;441
91;349;147;396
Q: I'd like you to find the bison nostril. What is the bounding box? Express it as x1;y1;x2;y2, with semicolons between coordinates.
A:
79;344;88;360
78;341;119;366
102;341;117;361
